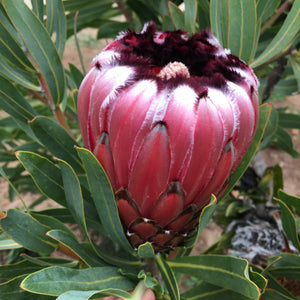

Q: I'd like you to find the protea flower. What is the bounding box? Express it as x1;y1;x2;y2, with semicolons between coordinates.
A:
78;23;259;252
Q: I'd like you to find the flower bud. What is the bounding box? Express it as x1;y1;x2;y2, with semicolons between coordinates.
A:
78;23;259;252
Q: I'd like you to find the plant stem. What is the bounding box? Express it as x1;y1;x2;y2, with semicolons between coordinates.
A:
262;56;287;103
115;0;133;22
74;11;86;75
144;257;163;286
38;74;74;138
261;1;291;34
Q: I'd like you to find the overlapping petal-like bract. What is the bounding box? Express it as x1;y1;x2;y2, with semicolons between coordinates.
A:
78;23;259;252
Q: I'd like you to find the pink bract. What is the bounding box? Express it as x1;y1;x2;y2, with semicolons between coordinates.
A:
78;23;259;252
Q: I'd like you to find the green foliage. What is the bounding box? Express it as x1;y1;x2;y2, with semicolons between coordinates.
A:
0;0;299;299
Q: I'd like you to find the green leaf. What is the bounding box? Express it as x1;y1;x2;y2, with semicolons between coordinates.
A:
262;289;297;300
220;103;272;201
257;0;280;23
0;209;57;255
184;195;217;249
0;20;36;71
197;0;210;30
0;260;42;280
56;289;132;300
184;0;197;33
278;189;300;213
29;116;84;173
279;112;300;129
272;127;300;158
181;281;252;300
58;159;87;234
168;255;262;299
0;275;54;300
0;256;76;280
251;0;300;68
46;230;105;267
168;2;185;30
269;266;300;281
16;151;66;206
46;0;66;58
3;0;66;105
0;75;37;123
0;235;22;250
156;254;180;300
68;63;84;90
210;0;257;62
263;105;278;139
288;55;300;91
274;197;300;251
31;0;44;21
76;147;133;253
272;165;283;198
137;242;155;258
21;266;135;296
0;55;39;91
97;21;132;39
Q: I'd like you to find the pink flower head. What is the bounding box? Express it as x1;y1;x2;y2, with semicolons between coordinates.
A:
78;23;259;252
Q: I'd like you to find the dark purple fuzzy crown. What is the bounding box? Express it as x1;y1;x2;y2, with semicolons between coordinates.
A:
115;23;250;89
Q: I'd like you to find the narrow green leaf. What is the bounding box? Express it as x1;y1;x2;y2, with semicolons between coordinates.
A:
184;195;217;249
21;266;135;296
274;197;300;251
278;189;300;213
210;0;224;46
168;255;261;299
262;289;296;300
46;0;66;57
288;55;300;91
211;0;257;62
0;21;36;71
273;165;283;198
272;127;300;158
138;242;155;258
0;75;37;123
97;21;132;39
279;112;300;129
31;213;76;239
0;236;22;250
181;281;252;300
220;103;272;201
0;260;41;280
0;257;75;280
47;230;107;267
47;230;105;267
16;151;66;206
68;63;84;89
269;267;300;280
3;0;66;105
168;2;185;30
31;0;44;21
184;0;197;33
56;289;132;300
29;116;83;173
251;0;300;68
257;0;280;23
197;0;210;30
76;147;133;253
263;273;298;300
58;159;87;235
155;254;180;300
0;209;57;255
21;255;79;269
0;275;54;300
0;165;25;206
0;55;39;91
